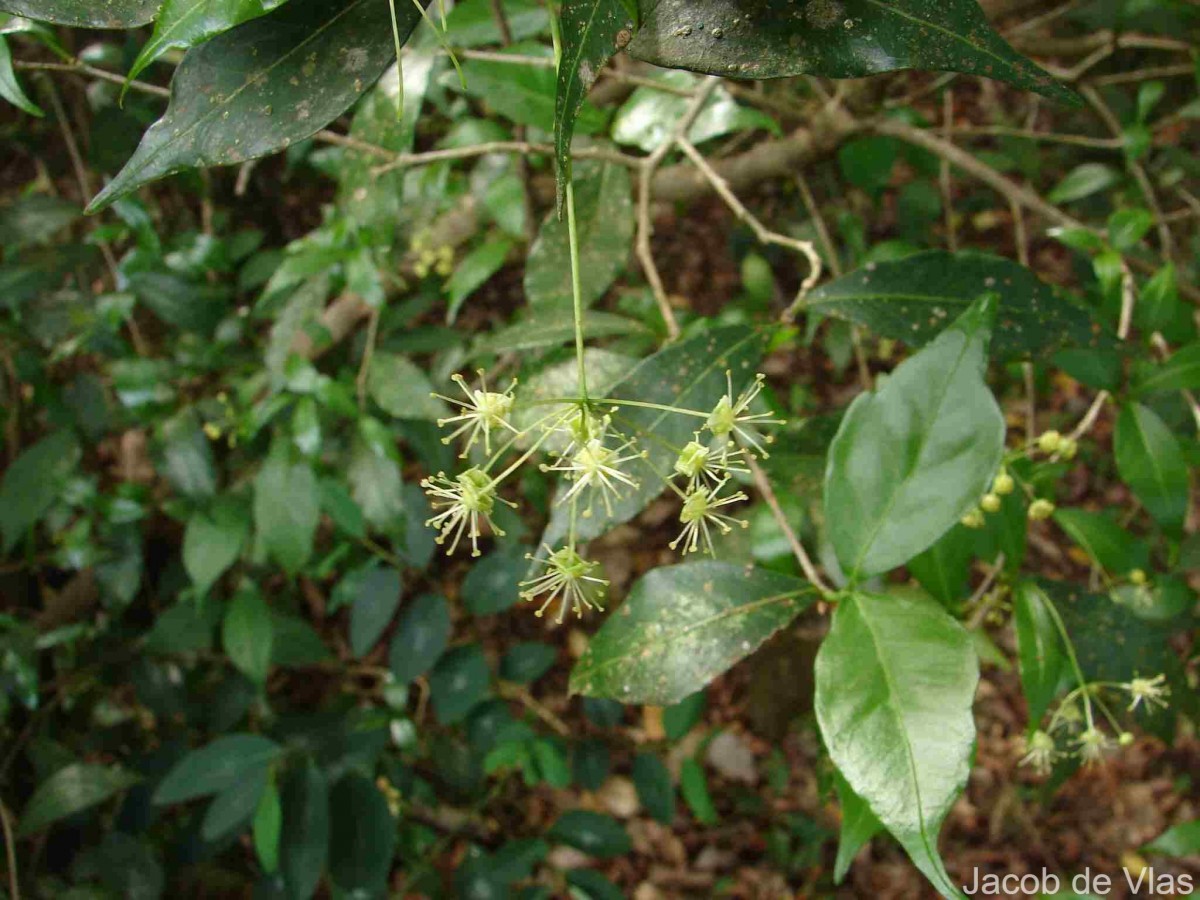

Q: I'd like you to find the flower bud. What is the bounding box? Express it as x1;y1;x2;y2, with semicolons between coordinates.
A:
1037;430;1062;454
1058;437;1078;460
1118;732;1134;747
1028;499;1055;521
980;493;1002;514
1129;568;1147;586
960;508;985;529
992;470;1015;495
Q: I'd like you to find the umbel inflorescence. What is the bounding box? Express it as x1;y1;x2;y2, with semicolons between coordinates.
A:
420;370;781;623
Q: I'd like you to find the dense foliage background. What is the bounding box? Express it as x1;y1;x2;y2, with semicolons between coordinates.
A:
0;0;1197;897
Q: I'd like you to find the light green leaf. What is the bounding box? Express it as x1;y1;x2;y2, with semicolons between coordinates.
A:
460;45;605;135
254;447;319;575
0;429;80;552
0;35;42;116
157;409;217;500
570;561;815;705
1052;508;1149;577
801;251;1106;358
679;757;718;825
154;734;283;805
1143;819;1200;857
19;764;140;836
815;591;978;899
626;0;1075;104
183;496;250;597
1047;163;1121;204
0;0;158;27
554;0;634;205
347;437;405;532
89;0;422;211
1011;582;1064;729
542;325;765;546
833;771;882;883
446;237;513;324
1134;341;1200;396
128;0;291;84
368;354;447;420
223;586;274;684
824;295;1005;579
253;778;282;873
525;160;633;309
349;566;402;657
1114;403;1191;535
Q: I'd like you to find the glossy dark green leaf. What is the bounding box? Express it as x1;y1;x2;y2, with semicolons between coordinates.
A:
554;0;634;205
128;0;291;83
18;763;139;836
89;0;422;211
825;296;1005;579
328;773;395;893
183;496;250;597
1052;508;1149;577
626;0;1074;104
571;561;815;706
223;586;274;684
280;763;329;900
802;251;1104;358
1134;342;1200;396
566;868;625;900
0;35;42;116
271;612;333;666
349;566;402;658
907;524;975;608
662;690;706;740
679;757;718;824
1011;582;1064;729
531;738;571;788
429;643;490;725
573;738;611;790
632;753;675;824
0;429;80;553
548;810;630;858
254;778;282;873
815;591;978;898
0;0;158;27
543;326;765;545
201;765;268;841
388;593;450;684
154;734;283;805
254;449;319;575
833;771;882;883
525;160;633;309
1114;403;1191;535
1053;347;1124;392
500;642;558;684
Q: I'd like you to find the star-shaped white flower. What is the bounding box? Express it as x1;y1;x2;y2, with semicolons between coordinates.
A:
434;370;519;457
519;545;608;624
669;479;749;557
705;372;783;458
421;467;513;557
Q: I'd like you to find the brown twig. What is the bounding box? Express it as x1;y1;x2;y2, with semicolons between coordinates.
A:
747;456;832;594
1;800;19;900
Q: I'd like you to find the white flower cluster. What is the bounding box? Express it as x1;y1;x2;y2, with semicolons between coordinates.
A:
419;369;781;623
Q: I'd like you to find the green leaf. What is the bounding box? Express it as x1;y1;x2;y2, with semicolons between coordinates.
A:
801;251;1106;358
328;773;395;893
833;771;882;883
473;308;648;356
280;763;329;900
128;272;228;334
815;591;978;898
460;46;604;135
632;753;675;824
89;0;422;211
626;0;1075;105
1011;582;1064;729
825;296;1005;579
525;160;633;309
1053;347;1124;392
429;644;490;724
566;868;625;900
1047;163;1121;204
350;566;402;657
183;497;250;597
1134;341;1200;396
1143;819;1200;857
270;611;332;666
319;477;365;539
128;0;291;84
18;763;139;836
388;592;450;684
662;691;706;740
446;237;512;324
158;409;217;500
1107;207;1153;252
145;600;224;654
223;586;274;684
0;0;158;27
254;448;319;575
201;766;268;841
500;642;558;684
554;0;634;205
570;561;815;706
154;734;283;805
679;757;718;825
1052;508;1149;577
542;326;765;545
548;810;631;858
347;437;405;532
839;135;898;195
0;35;42;116
462;544;527;615
1114;403;1191;535
369;353;447;420
0;430;80;553
253;778;282;873
907;524;975;608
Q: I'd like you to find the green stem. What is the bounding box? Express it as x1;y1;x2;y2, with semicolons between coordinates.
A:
1041;595;1096;729
565;178;589;402
387;0;405;121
